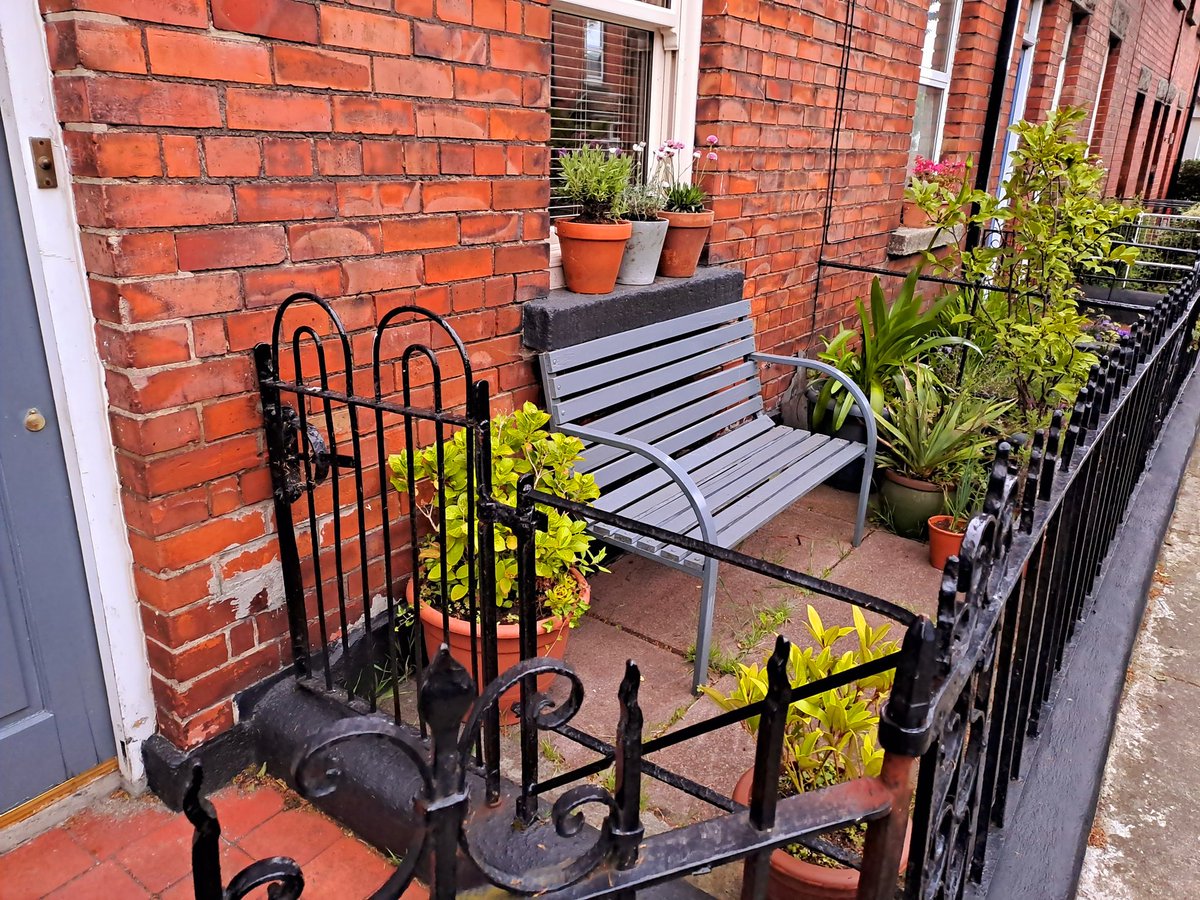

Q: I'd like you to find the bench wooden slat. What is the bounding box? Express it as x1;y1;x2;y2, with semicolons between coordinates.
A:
544;299;753;373
549;320;755;400
553;336;758;423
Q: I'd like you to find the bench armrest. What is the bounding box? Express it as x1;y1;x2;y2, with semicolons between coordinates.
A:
556;423;719;547
750;353;878;453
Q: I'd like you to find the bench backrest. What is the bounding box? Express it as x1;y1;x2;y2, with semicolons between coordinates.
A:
539;300;764;486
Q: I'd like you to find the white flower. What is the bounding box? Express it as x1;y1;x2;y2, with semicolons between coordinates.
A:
693;151;701;158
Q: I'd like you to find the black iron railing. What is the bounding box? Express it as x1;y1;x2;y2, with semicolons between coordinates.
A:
194;266;1200;899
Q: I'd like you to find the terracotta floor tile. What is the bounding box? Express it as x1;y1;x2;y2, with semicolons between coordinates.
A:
297;835;396;898
0;827;97;899
158;842;256;900
44;860;149;898
112;822;192;894
237;807;345;866
209;782;287;840
64;799;175;859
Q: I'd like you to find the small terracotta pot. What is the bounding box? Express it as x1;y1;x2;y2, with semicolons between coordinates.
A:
406;573;586;725
928;514;966;570
555;218;632;294
879;470;945;540
900;201;931;229
658;209;714;277
732;769;911;900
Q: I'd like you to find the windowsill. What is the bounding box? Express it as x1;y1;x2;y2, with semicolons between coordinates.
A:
522;266;744;352
886;223;965;258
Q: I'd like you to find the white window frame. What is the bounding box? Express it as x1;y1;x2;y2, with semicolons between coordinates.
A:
913;0;965;163
548;0;702;288
1049;13;1075;112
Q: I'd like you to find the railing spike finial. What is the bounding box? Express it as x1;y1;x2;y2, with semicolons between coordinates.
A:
1022;431;1043;533
982;442;1010;518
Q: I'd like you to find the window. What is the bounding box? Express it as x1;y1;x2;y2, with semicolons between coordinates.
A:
1087;37;1120;153
909;0;964;162
996;0;1045;196
549;0;702;282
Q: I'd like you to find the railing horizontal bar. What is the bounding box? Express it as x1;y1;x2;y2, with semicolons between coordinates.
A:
260;377;473;427
527;489;918;625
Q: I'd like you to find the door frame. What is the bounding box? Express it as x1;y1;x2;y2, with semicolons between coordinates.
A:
0;1;155;787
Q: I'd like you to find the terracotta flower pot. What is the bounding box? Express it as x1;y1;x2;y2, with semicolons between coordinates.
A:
900;201;931;229
556;218;632;294
658;209;715;277
927;514;966;570
879;470;945;540
406;573;587;725
732;769;911;900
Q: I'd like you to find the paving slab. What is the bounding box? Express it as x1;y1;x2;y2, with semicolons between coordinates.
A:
823;528;941;617
1078;447;1200;900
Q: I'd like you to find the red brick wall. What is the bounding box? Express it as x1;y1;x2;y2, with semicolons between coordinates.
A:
42;0;552;747
40;0;1200;750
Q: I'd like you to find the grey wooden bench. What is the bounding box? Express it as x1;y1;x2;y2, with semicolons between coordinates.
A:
538;299;875;691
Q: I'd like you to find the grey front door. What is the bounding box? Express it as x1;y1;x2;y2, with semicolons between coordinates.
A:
1;125;115;813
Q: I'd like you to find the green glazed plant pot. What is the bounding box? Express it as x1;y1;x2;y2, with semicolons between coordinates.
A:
879;470;944;539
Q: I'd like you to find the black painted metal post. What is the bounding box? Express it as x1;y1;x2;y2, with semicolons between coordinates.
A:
515;473;542;824
612;660;646;894
471;380;502;804
255;342;311;679
740;637;791;900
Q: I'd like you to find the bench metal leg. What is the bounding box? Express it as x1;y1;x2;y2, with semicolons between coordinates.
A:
691;558;720;694
853;449;873;547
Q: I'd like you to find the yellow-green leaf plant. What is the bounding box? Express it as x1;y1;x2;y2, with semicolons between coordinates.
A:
389;402;607;630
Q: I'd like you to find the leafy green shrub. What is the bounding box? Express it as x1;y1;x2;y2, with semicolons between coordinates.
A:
389;403;606;627
1176;159;1200;202
557;146;632;224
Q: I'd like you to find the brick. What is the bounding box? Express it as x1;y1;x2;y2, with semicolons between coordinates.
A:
163;136;201;177
374;57;453;98
425;247;492;283
274;45;372;92
489;108;549;141
140;434;262;496
288;221;382;261
108;357;255;415
146;634;228;684
494;243;549;274
219;541;276;580
133;509;265;573
459;212;518;245
65;0;206;27
492;178;548;210
111;408;201;455
316;139;361;175
67;76;221;128
336;181;420;216
146;30;272;84
413;22;485;64
235;182;337;222
470;0;504;29
66;131;160;178
202;395;261;442
243;263;344;306
78;183;234;229
204;136;261;178
489;34;548;73
120;273;242;323
227;89;332;133
177;225;287;271
454;67;522;104
320;6;411;54
421;180;490;212
155;643;281;716
361;140;406;174
208;476;241;516
263;138;314;177
97;322;191;369
332;96;415;135
379;216;458;252
212;0;319;43
342;255;422;294
48;19;146;74
81;231;177;277
414;104;486;139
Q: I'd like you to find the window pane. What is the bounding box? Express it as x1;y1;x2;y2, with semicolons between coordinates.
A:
550;12;653;220
922;0;957;73
910;83;945;162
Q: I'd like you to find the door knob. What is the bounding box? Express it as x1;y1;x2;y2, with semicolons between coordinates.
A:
24;408;46;432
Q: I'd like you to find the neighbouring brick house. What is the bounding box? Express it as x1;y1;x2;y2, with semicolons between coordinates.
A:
2;0;1197;816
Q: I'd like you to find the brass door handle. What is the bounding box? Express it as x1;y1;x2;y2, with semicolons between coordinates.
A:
24;408;46;432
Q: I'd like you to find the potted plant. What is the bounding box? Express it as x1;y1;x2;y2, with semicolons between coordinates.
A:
927;459;986;569
555;145;633;294
702;606;908;900
875;369;1010;539
389;403;606;722
902;156;966;228
807;265;972;489
656;135;719;277
616;143;668;286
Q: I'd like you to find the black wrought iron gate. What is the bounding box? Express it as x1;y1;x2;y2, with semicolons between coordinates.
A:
186;274;1200;899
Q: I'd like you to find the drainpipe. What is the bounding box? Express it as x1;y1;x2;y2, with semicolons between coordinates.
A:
966;0;1025;251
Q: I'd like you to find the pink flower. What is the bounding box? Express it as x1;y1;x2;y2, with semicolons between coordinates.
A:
706;135;718;145
707;151;718;161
